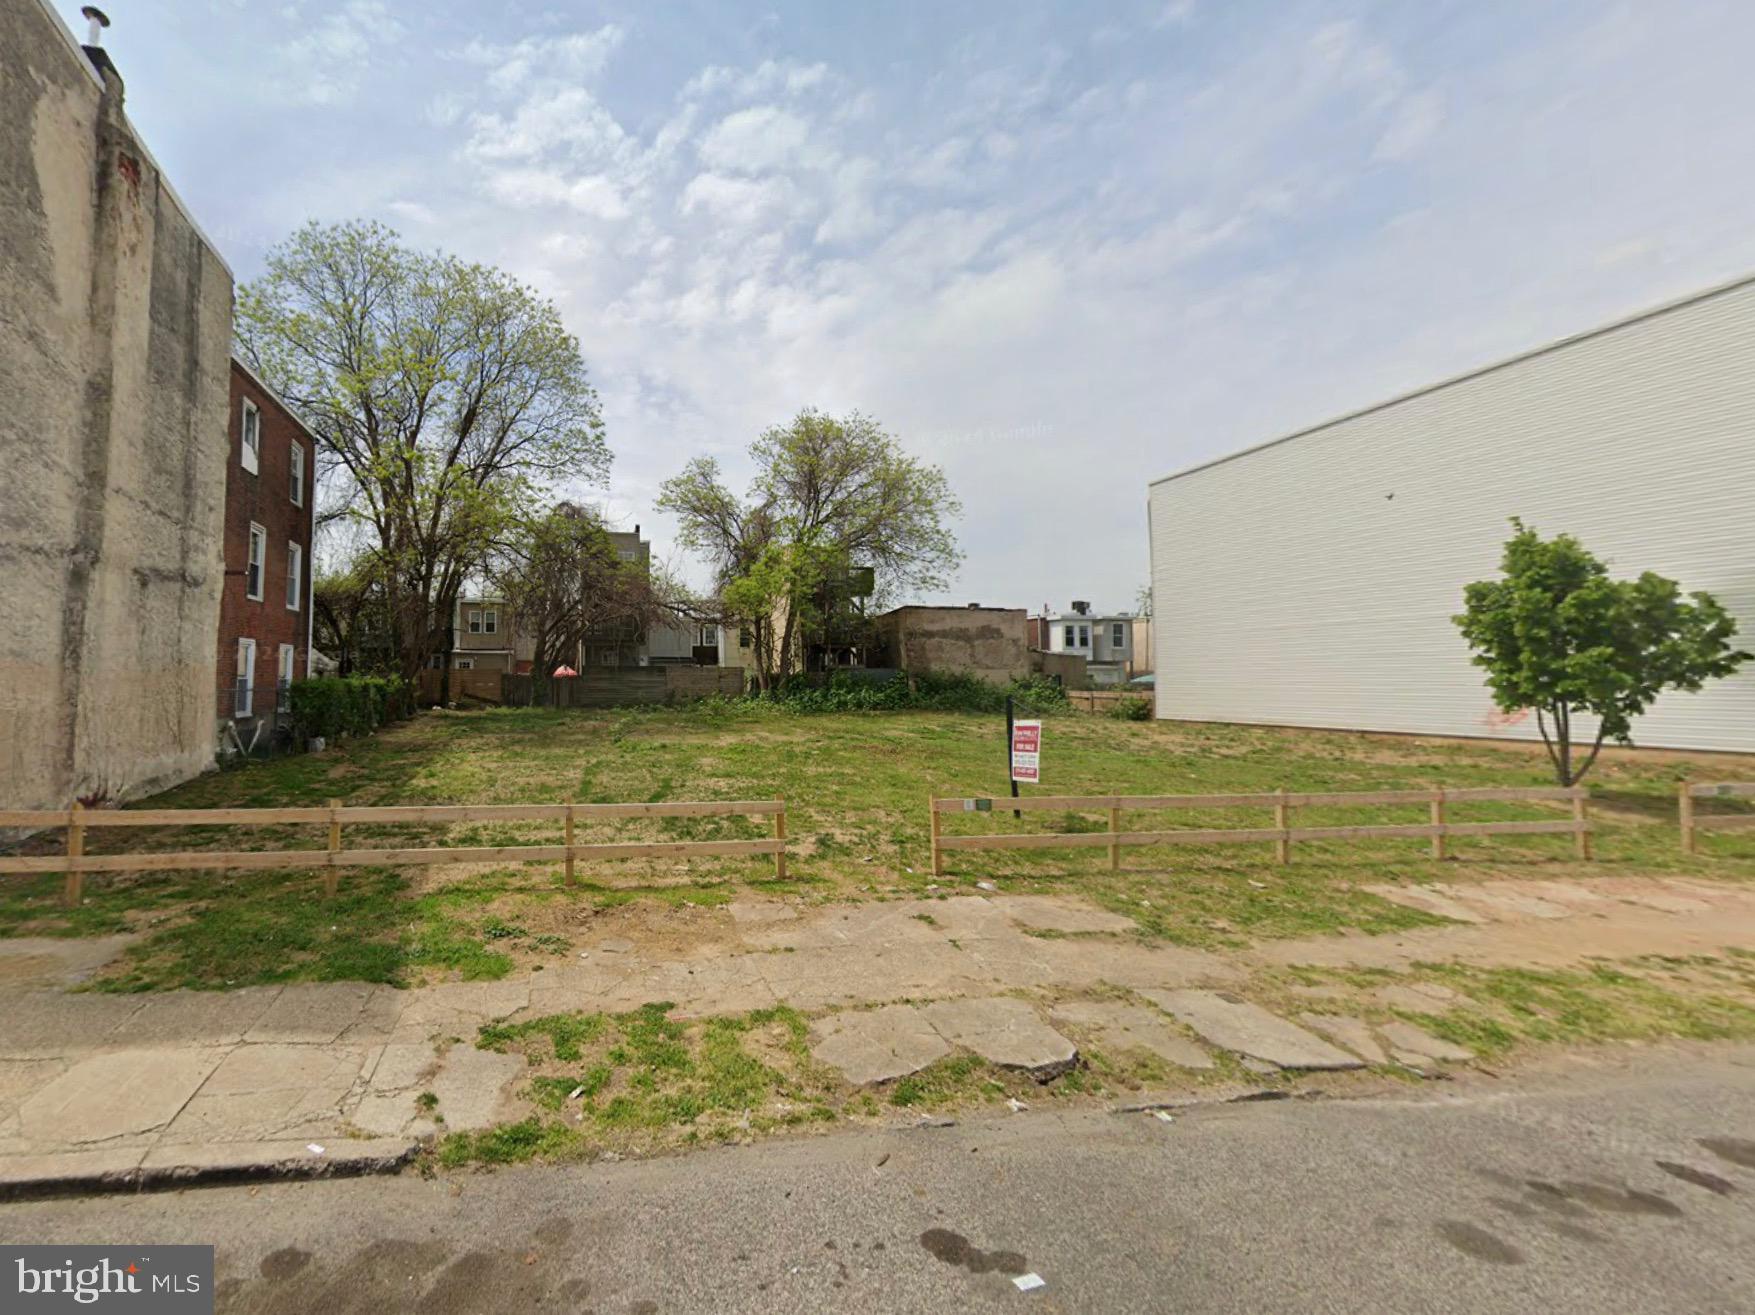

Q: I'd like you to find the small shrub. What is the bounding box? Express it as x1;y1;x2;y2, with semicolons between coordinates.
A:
749;670;1069;716
1108;695;1152;721
288;674;414;743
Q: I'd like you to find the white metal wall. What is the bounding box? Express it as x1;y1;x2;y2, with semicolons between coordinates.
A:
1148;277;1755;754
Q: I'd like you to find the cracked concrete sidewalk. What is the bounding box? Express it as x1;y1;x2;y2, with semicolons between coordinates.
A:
4;875;1752;1195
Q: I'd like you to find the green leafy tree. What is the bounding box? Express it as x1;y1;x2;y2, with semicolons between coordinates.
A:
235;220;609;686
658;410;960;690
1454;520;1749;785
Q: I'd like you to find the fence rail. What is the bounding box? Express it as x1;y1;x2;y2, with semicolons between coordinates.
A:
1679;782;1755;853
0;800;788;906
927;786;1591;875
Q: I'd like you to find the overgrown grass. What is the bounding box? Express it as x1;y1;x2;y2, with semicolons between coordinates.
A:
7;707;1754;988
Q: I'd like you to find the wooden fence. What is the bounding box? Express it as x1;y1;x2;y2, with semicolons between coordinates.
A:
0;800;788;906
1679;782;1755;853
927;786;1592;875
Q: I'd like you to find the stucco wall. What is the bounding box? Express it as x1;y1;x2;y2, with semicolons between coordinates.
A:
0;3;232;809
873;607;1029;684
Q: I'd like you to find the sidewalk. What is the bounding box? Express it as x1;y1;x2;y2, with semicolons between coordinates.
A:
4;876;1754;1196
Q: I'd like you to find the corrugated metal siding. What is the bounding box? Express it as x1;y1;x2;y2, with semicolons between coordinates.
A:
1148;277;1755;754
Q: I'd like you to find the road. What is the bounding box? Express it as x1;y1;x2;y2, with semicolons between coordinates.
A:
5;1045;1754;1313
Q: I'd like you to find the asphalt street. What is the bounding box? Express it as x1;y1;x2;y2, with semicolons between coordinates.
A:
4;1044;1754;1313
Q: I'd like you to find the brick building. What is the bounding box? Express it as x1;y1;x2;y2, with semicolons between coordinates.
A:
216;358;315;747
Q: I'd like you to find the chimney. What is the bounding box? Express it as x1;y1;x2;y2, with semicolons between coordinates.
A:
80;6;118;80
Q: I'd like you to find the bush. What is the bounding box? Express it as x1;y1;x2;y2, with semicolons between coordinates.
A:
289;674;414;743
1108;695;1153;721
756;670;1068;716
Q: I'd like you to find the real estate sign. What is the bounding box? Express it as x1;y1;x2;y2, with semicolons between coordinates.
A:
1010;720;1041;784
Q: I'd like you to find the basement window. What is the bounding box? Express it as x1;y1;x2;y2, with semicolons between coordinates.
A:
240;400;260;474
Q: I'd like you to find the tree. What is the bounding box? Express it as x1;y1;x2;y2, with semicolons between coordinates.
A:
1453;520;1749;785
658;410;960;690
235;220;610;686
487;504;665;704
1134;583;1153;618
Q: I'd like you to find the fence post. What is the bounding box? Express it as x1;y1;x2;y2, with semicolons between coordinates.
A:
1572;788;1592;861
325;797;341;898
773;801;788;880
564;805;576;887
1274;788;1290;865
929;798;943;877
62;801;84;909
1679;783;1696;855
1108;803;1121;872
1430;789;1447;861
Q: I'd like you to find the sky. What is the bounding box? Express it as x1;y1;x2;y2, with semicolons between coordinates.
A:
73;0;1755;614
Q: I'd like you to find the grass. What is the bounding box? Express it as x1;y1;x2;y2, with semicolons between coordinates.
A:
5;706;1754;990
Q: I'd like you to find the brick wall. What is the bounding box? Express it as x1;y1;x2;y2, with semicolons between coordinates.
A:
216;361;314;724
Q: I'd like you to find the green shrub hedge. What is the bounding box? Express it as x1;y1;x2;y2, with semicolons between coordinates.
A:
289;675;414;742
761;670;1068;715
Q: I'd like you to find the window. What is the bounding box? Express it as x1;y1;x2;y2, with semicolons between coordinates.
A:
277;644;295;712
235;637;256;717
1079;624;1090;648
482;609;498;635
286;542;302;610
240;400;260;474
1063;625;1076;648
290;442;305;507
429;653;446;670
1112;622;1125;648
467;609;482;634
618;547;638;561
455;657;475;671
246;524;265;600
698;626;717;648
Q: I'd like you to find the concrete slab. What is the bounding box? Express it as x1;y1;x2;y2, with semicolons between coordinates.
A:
1436;884;1570;921
999;896;1135;935
17;1047;228;1143
244;982;383;1043
1050;1001;1214;1070
123;987;283;1045
1139;990;1363;1071
137;1137;418;1178
1374;984;1461;1013
0;1059;66;1121
1297;1014;1389;1065
0;935;136;989
922;997;1078;1077
808;1005;950;1086
0;1146;147;1194
1377;1021;1472;1064
424;1045;525;1131
0;992;143;1056
1362;885;1487;925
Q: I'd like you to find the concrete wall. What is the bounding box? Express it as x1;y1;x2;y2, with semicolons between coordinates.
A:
872;607;1029;684
1;3;233;809
1149;275;1755;753
1030;650;1089;689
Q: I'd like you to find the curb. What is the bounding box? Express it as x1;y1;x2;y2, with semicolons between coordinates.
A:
0;1138;422;1203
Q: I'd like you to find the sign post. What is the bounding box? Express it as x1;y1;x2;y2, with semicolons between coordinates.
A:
1009;696;1041;827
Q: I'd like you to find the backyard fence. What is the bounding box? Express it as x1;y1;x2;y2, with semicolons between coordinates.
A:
0;799;789;907
1679;782;1755;853
927;786;1592;875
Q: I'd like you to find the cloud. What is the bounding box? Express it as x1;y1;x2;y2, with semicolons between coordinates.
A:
683;59;834;102
283;0;400;107
679;172;798;227
699;106;816;173
485;168;630;219
1373;88;1444;161
460;26;626;94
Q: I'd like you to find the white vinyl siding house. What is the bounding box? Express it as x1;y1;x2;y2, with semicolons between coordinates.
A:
1147;275;1755;754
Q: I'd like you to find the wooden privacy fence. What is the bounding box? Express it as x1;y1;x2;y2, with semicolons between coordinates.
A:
1679;782;1755;853
0;800;789;907
927;786;1592;875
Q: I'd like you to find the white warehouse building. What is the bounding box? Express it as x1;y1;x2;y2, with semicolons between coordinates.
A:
1147;275;1755;755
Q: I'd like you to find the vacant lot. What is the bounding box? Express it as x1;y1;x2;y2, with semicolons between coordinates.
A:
5;705;1753;990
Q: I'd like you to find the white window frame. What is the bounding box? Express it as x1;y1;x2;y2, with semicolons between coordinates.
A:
455;657;475;671
286;542;302;611
1063;624;1076;648
235;637;256;718
1079;624;1090;648
1112;622;1125;648
289;441;305;507
246;524;266;601
240;400;260;475
482;608;498;635
698;625;716;648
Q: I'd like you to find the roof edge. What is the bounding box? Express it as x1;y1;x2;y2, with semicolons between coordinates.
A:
1148;268;1755;489
230;354;318;445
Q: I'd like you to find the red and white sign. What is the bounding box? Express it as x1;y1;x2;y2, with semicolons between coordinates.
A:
1010;720;1042;784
